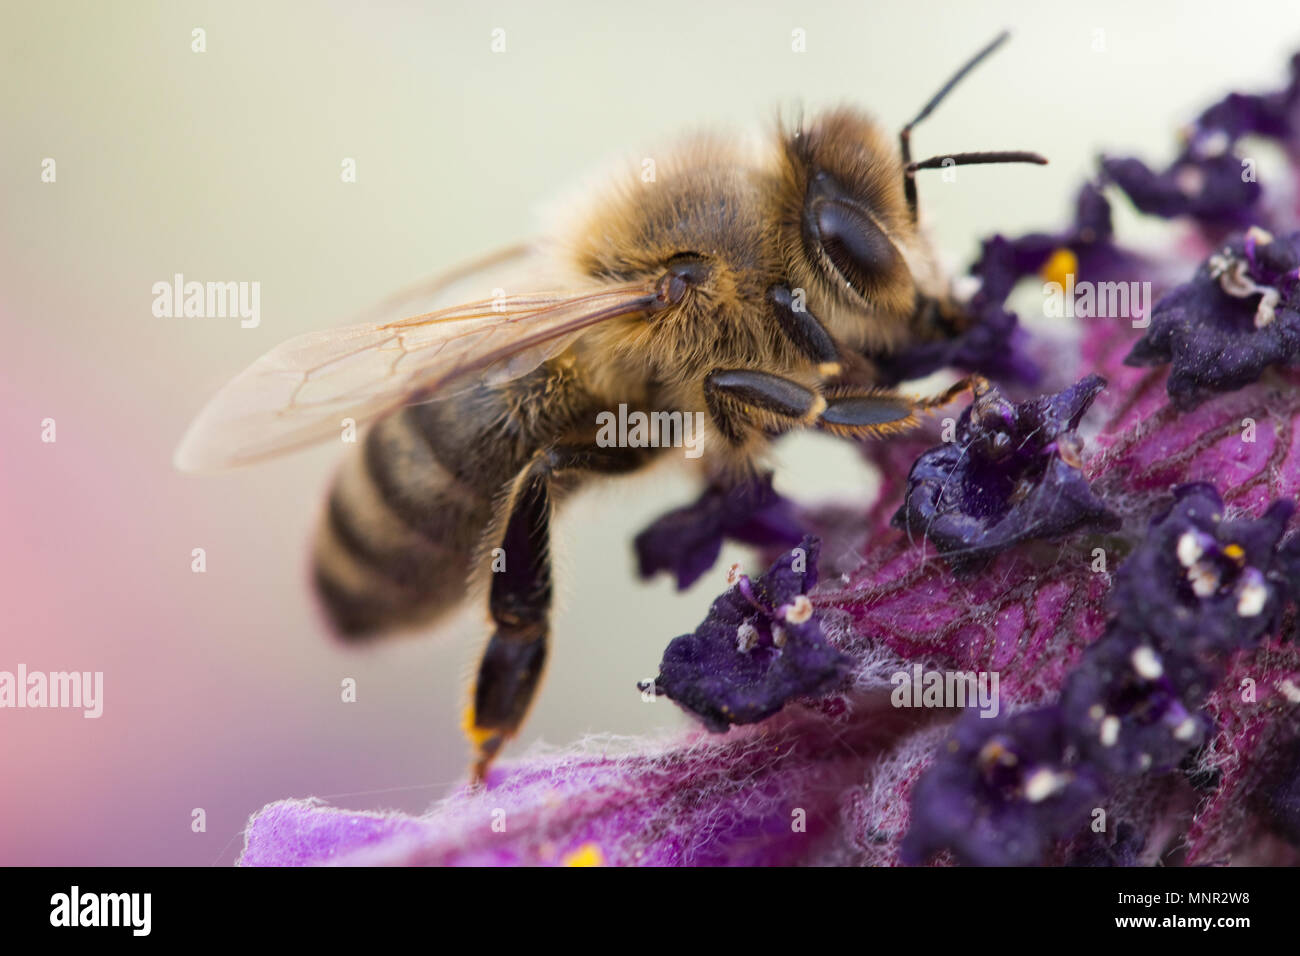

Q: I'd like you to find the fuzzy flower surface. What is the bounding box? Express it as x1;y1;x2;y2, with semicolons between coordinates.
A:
240;54;1300;868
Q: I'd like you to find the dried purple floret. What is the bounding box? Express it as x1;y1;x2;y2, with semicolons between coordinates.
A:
1126;228;1300;409
1108;483;1294;656
891;375;1120;571
880;184;1141;387
902;707;1104;867
634;472;804;590
646;536;849;732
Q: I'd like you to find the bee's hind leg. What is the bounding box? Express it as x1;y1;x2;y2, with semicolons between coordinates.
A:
466;442;653;784
465;460;551;784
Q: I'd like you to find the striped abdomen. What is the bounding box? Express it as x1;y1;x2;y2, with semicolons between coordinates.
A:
312;393;529;637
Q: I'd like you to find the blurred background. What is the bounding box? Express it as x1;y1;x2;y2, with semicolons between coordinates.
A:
2;0;1297;865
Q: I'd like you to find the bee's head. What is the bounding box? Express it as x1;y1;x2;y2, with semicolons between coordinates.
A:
775;108;920;339
773;33;1045;353
774;97;1046;355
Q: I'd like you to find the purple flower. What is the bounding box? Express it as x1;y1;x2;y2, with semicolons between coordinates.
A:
1060;627;1214;775
891;375;1120;571
633;472;804;590
878;280;1038;387
1189;53;1300;153
884;184;1148;389
977;182;1135;292
644;536;850;732
1126;229;1300;409
1108;483;1294;656
1099;54;1300;233
1101;153;1262;228
901;707;1104;866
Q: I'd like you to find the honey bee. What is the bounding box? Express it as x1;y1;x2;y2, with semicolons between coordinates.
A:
175;32;1044;781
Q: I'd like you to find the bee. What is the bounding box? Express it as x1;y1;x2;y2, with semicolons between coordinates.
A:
175;32;1044;781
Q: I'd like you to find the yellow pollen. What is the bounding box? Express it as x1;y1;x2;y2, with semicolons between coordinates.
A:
978;739;1015;769
561;843;605;867
461;706;496;750
1223;543;1245;562
1040;247;1079;288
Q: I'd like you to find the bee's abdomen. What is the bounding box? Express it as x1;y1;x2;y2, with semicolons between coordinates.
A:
312;401;512;637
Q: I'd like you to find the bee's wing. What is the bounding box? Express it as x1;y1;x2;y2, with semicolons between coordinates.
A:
349;241;542;327
174;271;659;472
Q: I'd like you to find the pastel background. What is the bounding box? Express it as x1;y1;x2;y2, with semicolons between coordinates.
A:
1;0;1296;865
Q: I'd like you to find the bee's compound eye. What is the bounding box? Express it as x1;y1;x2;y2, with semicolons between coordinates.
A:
812;199;902;297
652;255;711;311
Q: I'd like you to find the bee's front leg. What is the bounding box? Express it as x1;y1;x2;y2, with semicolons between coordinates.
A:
766;284;842;376
704;367;979;444
816;377;984;439
703;369;828;446
466;441;653;784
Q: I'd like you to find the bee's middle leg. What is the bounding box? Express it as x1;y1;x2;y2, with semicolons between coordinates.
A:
466;441;652;783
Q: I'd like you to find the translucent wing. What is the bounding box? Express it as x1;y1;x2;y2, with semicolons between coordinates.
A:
174;252;659;472
346;241;541;328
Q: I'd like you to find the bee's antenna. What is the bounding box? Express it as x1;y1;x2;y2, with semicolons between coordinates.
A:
904;149;1047;198
900;30;1013;219
907;150;1048;173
